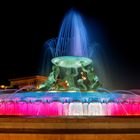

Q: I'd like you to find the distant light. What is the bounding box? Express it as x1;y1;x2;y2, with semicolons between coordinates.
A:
0;85;5;88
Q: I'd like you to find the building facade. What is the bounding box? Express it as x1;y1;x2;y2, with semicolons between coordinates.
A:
9;75;47;89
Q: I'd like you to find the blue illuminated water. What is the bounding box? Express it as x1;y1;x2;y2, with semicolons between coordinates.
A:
55;10;89;57
0;91;135;103
41;10;89;75
41;38;57;75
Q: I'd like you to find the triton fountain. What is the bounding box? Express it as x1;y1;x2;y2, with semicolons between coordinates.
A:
0;10;140;116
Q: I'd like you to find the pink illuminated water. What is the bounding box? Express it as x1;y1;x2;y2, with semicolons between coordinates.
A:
0;101;140;116
0;90;140;116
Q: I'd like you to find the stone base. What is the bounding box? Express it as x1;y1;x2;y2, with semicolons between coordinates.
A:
0;116;140;140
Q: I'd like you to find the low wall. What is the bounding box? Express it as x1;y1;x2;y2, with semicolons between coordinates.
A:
0;116;140;140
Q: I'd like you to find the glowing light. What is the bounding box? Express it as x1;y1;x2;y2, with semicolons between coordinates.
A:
0;85;5;88
82;76;86;80
65;80;69;86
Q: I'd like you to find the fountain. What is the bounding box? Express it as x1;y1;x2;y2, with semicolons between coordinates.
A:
0;10;140;116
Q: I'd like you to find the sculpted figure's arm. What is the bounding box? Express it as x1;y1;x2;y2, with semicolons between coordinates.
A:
71;68;78;77
80;61;89;73
77;79;87;90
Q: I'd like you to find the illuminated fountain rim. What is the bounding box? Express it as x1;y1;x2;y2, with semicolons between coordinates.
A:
51;56;92;68
0;91;139;103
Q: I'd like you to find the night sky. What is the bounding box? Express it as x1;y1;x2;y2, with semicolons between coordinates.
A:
0;0;140;89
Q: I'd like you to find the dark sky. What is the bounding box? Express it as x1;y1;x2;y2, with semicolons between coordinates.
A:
0;0;140;89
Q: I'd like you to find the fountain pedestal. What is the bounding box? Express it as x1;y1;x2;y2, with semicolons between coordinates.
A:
0;117;140;140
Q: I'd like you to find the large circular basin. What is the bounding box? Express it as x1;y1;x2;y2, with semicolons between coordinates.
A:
51;56;92;68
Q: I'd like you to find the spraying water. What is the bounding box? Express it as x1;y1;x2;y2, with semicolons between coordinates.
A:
55;10;89;57
41;38;57;75
41;10;90;75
